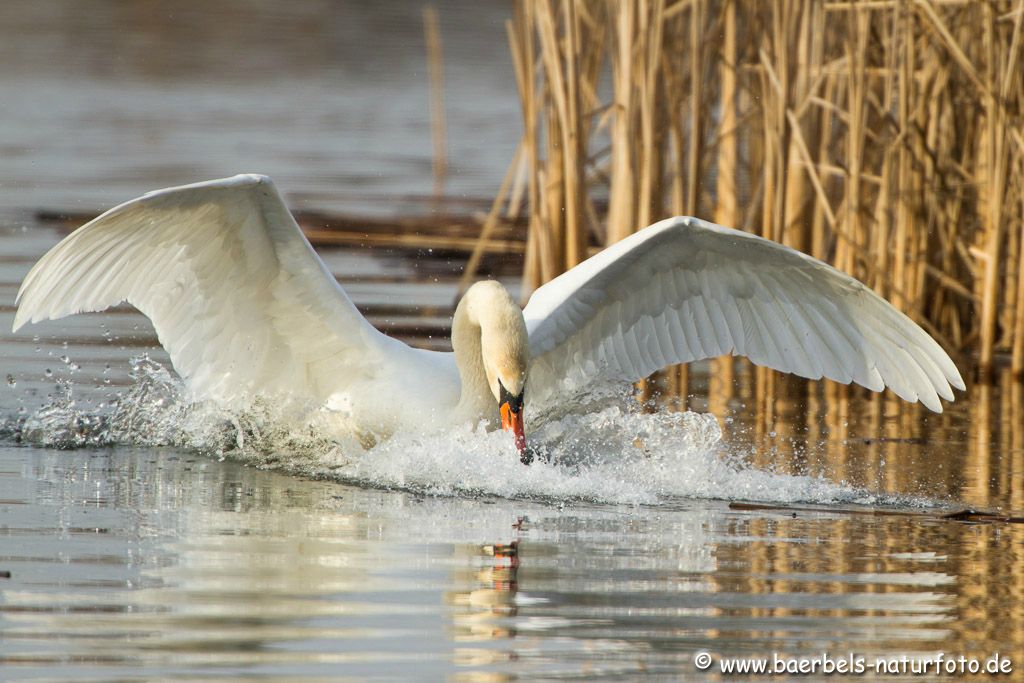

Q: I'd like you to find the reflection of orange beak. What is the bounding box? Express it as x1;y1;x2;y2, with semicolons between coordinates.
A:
500;401;526;457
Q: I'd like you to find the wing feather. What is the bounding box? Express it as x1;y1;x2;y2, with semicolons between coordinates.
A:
524;216;964;412
14;174;398;406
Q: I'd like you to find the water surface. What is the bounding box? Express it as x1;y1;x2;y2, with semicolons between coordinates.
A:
2;2;1024;680
3;218;1024;682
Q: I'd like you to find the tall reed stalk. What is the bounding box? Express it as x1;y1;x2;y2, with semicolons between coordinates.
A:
500;0;1024;404
423;6;447;197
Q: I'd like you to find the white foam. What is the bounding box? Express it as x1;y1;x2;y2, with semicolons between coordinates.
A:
6;356;907;507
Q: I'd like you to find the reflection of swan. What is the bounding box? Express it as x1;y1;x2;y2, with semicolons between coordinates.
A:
14;175;963;458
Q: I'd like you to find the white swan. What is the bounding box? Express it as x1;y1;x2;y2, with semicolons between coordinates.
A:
14;174;964;460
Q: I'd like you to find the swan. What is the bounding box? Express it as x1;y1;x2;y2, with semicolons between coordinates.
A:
13;174;964;461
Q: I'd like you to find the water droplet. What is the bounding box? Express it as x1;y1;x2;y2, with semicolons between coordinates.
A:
5;374;15;388
44;369;53;378
59;355;69;364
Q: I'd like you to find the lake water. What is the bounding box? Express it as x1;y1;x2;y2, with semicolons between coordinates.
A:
4;210;1024;683
2;2;1024;681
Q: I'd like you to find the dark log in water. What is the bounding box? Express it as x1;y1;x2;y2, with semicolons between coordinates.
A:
730;502;1024;524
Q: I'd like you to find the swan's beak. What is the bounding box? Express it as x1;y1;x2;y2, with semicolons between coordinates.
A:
500;400;526;453
498;385;527;461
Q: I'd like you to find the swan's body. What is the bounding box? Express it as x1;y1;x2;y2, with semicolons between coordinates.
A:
14;175;964;455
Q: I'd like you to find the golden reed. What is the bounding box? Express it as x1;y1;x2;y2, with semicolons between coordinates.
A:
471;0;1024;413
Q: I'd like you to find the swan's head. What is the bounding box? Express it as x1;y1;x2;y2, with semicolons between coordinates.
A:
458;281;529;459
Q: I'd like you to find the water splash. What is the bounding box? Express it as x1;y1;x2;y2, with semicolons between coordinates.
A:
5;356;899;506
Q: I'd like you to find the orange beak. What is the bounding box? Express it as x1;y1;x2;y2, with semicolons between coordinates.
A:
500;399;527;460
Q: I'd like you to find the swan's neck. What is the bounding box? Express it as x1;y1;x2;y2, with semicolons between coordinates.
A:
452;296;494;420
451;282;529;424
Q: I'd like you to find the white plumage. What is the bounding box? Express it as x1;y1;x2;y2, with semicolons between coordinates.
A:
524;216;964;412
14;175;963;447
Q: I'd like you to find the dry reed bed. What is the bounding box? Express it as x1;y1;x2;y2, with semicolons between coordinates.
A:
475;0;1024;408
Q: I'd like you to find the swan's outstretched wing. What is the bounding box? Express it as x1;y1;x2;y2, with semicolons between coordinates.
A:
524;216;964;412
14;174;397;406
